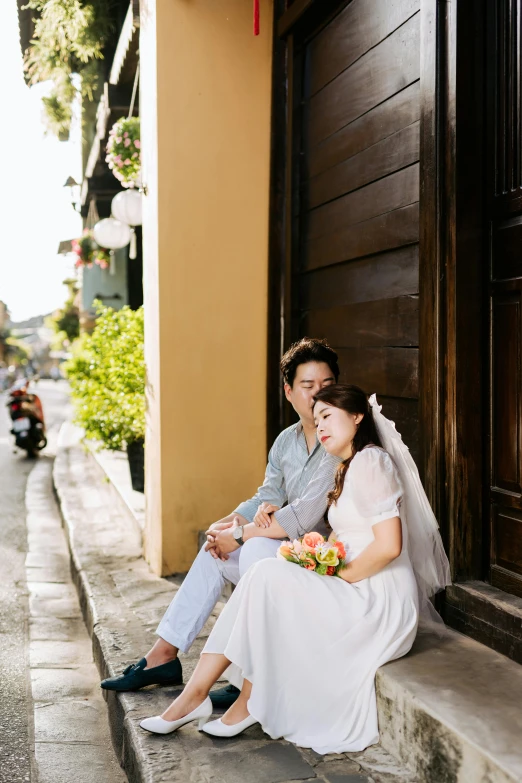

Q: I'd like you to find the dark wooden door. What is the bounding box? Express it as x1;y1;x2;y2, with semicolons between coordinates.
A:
282;0;421;461
488;0;522;597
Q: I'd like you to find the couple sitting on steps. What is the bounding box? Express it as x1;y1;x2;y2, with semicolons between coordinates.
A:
101;338;450;754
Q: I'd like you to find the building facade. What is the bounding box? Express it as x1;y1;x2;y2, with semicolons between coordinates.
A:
140;0;522;666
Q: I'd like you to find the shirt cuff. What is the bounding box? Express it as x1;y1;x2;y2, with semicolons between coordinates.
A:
367;506;400;526
233;501;257;524
273;505;301;540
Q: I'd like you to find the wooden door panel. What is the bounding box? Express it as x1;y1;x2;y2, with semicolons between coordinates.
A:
283;1;419;455
301;246;419;309
492;218;522;280
486;0;522;594
308;81;420;180
491;292;522;495
308;164;419;240
335;346;418;398
307;0;420;97
491;506;522;577
302;295;418;348
308;13;420;147
307;123;419;209
303;202;419;271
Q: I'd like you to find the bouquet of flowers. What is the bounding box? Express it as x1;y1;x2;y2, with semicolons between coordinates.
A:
277;532;347;576
106;117;141;188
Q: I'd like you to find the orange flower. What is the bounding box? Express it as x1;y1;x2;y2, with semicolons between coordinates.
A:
334;541;346;559
304;560;317;570
301;532;324;552
277;544;294;560
326;566;336;576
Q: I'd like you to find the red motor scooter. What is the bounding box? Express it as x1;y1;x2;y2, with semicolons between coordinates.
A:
6;379;47;456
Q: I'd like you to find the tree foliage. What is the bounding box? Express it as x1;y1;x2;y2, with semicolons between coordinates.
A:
23;0;112;136
65;303;145;451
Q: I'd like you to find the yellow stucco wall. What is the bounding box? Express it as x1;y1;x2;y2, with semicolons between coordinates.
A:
140;0;273;575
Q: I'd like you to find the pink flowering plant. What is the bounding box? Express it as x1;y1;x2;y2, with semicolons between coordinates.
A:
106;117;141;188
71;230;110;269
277;532;347;576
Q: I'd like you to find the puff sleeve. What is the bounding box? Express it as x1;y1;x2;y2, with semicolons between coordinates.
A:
347;447;402;525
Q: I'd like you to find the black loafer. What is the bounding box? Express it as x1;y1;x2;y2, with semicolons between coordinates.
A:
209;684;240;708
101;657;183;691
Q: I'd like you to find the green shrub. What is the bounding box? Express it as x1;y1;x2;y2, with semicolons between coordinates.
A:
65;303;145;451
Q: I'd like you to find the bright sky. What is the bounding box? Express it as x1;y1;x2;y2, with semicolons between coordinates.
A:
0;0;82;322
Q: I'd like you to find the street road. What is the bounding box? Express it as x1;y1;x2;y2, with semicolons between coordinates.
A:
0;381;125;783
0;380;69;783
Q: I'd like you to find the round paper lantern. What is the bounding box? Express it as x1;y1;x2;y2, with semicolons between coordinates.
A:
93;218;131;250
111;190;142;227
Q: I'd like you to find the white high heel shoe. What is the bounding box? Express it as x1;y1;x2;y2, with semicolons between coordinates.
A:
201;714;258;738
140;696;213;735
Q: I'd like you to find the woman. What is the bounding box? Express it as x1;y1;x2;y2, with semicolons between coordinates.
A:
140;385;450;754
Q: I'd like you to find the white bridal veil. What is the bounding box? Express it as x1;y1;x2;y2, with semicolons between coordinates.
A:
368;394;452;628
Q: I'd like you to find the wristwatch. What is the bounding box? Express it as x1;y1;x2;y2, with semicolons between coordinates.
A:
232;525;245;546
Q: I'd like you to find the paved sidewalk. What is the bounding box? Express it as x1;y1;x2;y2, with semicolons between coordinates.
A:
26;457;126;783
53;423;414;783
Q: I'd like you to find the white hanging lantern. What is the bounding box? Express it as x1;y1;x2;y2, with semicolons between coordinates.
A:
111;190;142;226
111;190;142;260
93;218;132;275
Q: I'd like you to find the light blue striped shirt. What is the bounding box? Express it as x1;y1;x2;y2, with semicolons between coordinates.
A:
234;423;340;540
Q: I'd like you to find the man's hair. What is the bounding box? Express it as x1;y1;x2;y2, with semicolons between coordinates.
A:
280;337;340;387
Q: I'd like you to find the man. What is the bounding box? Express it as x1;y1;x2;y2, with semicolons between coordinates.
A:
101;338;340;706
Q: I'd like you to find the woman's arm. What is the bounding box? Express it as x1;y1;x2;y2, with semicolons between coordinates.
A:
339;516;402;583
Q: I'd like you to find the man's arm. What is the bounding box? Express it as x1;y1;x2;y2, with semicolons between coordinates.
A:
232;435;288;523
213;451;340;555
272;451;339;539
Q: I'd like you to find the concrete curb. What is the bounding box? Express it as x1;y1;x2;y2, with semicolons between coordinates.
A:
52;423;415;783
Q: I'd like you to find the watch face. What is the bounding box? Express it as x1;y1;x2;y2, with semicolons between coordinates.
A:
233;527;242;541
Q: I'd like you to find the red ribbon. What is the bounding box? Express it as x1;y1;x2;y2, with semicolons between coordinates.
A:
254;0;260;35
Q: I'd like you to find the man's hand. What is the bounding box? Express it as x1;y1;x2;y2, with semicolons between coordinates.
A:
205;514;248;560
254;502;280;529
205;519;235;537
209;517;245;561
205;520;235;560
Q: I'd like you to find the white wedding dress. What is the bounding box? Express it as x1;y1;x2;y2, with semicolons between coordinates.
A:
203;446;419;754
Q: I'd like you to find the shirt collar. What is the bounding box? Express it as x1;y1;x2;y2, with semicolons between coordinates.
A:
296;421;321;455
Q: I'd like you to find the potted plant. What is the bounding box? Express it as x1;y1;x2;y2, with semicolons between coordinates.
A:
72;229;111;269
106;117;141;188
65;303;145;491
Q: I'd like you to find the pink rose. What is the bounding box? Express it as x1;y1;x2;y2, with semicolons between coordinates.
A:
123;131;129;138
134;139;141;149
124;138;131;147
124;158;132;165
301;532;324;553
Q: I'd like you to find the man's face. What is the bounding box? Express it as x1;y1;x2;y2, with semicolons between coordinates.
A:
284;361;336;424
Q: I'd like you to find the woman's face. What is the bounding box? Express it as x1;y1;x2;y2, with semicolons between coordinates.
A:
314;402;363;459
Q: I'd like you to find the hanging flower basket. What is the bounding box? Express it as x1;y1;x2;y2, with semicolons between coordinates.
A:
106;117;141;188
71;230;110;269
93;247;111;270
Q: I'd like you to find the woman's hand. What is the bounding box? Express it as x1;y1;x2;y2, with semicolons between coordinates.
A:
253;502;280;529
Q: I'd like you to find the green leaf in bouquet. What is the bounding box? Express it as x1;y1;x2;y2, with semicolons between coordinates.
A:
316;563;328;576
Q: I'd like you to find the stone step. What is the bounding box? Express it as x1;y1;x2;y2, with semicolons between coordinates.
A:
376;626;522;783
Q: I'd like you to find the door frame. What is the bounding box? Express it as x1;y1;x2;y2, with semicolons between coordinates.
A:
419;0;487;582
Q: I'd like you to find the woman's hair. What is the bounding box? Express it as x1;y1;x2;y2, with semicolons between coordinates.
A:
313;384;382;506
